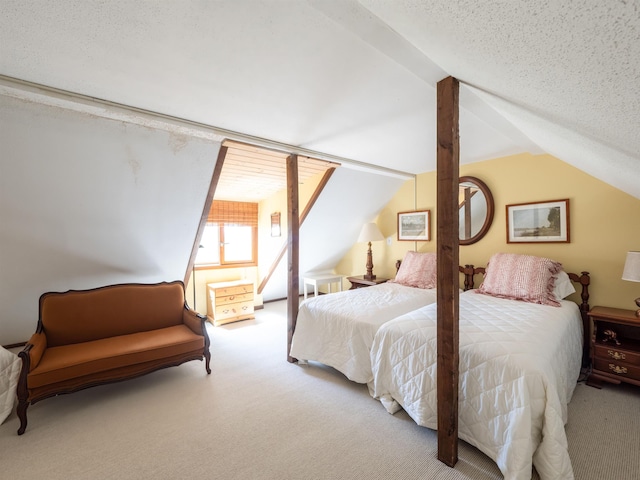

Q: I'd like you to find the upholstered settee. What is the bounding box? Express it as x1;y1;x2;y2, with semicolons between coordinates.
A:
16;280;211;434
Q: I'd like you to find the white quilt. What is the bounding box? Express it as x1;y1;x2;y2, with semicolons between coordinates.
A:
290;282;437;383
370;291;583;480
0;346;21;425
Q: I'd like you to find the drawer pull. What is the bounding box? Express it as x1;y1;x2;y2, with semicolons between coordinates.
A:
242;306;248;311
229;295;235;301
609;364;628;375
607;350;626;360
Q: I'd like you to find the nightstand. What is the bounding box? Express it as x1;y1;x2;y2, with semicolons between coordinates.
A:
206;280;255;326
587;306;640;388
347;275;389;290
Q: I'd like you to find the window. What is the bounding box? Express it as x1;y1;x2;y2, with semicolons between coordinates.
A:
196;200;258;267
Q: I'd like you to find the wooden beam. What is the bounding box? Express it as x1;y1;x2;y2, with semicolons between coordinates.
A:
286;154;300;363
257;167;336;294
184;145;228;285
436;76;460;467
463;186;472;239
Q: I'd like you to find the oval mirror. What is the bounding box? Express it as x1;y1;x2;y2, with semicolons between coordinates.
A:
459;176;494;245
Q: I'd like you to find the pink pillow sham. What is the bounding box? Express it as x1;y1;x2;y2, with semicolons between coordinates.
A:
477;253;562;306
392;251;437;289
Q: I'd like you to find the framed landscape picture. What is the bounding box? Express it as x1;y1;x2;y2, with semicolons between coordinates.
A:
397;210;430;241
506;199;570;243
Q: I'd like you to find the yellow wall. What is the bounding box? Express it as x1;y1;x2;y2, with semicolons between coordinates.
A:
187;170;328;315
337;153;640;309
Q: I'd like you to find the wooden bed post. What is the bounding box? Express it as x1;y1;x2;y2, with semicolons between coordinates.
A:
286;154;300;363
436;75;460;467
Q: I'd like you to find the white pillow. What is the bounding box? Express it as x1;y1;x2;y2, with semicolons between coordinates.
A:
553;270;576;300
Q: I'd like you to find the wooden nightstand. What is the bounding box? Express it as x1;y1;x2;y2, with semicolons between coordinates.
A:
587;306;640;388
347;275;389;290
206;280;255;326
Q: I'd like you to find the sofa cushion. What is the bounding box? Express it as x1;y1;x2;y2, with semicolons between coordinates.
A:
28;325;204;388
40;281;186;347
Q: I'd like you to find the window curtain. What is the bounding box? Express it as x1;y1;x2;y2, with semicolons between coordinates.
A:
207;200;258;227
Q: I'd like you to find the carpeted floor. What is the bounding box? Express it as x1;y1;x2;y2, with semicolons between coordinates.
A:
1;300;639;479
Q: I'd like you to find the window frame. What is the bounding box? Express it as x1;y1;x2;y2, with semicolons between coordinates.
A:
195;200;258;269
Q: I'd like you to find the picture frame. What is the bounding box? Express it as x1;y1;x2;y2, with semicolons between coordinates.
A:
397;210;430;241
506;199;570;243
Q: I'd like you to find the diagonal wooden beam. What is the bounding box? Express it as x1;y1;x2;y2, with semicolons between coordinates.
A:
257;167;336;294
436;76;460;467
184;145;228;285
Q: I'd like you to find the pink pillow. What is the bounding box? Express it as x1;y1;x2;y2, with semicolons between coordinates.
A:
392;251;437;289
477;253;562;306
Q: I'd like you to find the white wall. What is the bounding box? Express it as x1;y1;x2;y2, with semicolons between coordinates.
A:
261;167;405;301
0;94;218;344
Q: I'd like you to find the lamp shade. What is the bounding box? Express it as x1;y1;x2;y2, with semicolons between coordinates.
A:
622;251;640;282
358;223;384;243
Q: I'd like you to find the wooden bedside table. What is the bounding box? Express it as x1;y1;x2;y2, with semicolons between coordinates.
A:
587;306;640;388
347;275;389;290
206;280;255;326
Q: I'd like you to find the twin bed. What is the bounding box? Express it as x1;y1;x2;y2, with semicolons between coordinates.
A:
290;251;445;384
290;252;591;480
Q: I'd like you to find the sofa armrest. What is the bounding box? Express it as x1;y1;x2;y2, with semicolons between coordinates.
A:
20;332;47;372
182;307;207;336
183;305;211;374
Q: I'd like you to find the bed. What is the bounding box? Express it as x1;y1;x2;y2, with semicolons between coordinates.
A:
369;253;590;480
0;346;21;425
290;251;470;384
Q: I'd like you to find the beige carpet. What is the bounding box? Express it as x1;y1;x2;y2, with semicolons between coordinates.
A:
1;300;639;479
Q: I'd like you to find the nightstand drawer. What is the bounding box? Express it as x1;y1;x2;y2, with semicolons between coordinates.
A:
215;292;253;306
214;284;253;297
594;358;640;381
214;300;254;321
594;344;640;366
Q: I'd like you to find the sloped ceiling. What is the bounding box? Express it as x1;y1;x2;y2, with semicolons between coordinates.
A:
3;0;637;198
216;141;339;202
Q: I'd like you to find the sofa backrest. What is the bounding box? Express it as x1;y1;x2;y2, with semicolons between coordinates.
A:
39;281;187;347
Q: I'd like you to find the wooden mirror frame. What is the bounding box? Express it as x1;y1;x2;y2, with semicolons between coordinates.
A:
459;176;494;245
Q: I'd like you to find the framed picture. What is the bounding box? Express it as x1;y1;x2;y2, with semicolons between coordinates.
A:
397;210;430;241
506;199;570;243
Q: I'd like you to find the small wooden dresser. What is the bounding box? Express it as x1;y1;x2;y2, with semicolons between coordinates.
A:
587;306;640;388
206;280;255;326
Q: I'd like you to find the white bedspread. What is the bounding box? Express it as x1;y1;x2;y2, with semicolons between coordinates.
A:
370;291;583;480
290;282;437;383
0;346;21;425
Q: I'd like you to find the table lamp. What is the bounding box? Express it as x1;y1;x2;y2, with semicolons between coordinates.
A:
358;222;384;280
622;251;640;317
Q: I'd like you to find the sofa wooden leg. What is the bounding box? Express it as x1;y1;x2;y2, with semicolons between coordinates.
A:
17;347;31;435
17;400;28;435
204;350;211;374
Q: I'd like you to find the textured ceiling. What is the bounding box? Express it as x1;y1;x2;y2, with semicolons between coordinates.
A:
1;0;638;198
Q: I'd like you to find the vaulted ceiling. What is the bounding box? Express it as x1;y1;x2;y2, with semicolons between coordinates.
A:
1;0;638;197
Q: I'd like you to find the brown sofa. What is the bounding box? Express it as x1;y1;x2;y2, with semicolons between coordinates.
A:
16;280;210;434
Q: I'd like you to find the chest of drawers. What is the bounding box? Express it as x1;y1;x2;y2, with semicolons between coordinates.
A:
587;306;640;388
206;280;255;326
